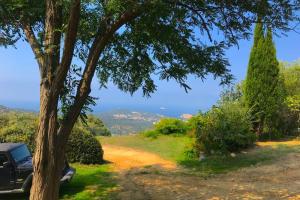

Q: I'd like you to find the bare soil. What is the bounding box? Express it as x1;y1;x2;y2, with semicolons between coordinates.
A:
103;142;300;200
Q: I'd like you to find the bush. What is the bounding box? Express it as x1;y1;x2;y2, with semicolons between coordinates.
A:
155;118;188;135
0;113;37;152
186;114;205;137
195;102;256;155
0;113;104;164
0;125;36;152
142;129;159;138
66;127;104;164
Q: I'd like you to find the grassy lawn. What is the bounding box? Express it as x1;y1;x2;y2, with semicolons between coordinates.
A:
99;135;193;161
100;135;300;176
179;144;300;176
60;164;118;200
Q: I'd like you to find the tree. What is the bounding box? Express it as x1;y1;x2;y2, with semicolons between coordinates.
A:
245;22;285;137
280;62;300;131
0;1;298;199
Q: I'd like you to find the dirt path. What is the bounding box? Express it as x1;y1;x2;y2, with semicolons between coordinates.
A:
103;145;176;170
103;143;300;200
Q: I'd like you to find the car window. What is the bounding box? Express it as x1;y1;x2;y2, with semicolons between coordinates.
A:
0;154;8;166
11;145;31;163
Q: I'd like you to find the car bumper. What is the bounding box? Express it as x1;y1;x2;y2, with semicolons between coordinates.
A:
60;167;76;184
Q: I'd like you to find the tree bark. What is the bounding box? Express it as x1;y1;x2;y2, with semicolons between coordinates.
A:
29;82;66;200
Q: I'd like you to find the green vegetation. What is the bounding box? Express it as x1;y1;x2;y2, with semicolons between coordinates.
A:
76;115;111;136
67;128;104;164
60;164;117;200
180;143;300;176
100;135;193;161
280;62;300;132
0;112;38;151
0;112;108;164
245;23;285;138
194;102;256;155
154;118;188;135
142;118;190;138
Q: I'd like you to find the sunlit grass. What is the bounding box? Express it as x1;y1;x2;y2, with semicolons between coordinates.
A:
60;164;118;200
99;135;193;161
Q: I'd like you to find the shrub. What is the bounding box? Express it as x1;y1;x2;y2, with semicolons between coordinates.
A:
0;125;36;152
0;113;104;164
195;102;256;155
186;114;205;137
155;118;188;135
142;129;159;138
66;127;104;164
0;113;37;152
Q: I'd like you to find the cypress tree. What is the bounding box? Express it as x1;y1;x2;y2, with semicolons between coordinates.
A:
245;23;284;138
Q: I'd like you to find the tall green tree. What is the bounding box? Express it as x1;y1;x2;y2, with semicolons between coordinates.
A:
0;1;298;199
245;22;285;137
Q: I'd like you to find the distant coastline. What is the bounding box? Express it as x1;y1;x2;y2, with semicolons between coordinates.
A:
0;101;204;118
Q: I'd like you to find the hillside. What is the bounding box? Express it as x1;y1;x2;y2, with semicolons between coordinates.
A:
0;105;10;113
0;105;165;135
0;105;36;114
98;110;165;135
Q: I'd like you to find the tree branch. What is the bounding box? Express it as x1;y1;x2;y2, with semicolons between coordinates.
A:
44;0;63;81
23;23;45;77
57;7;143;141
53;0;81;97
172;1;213;42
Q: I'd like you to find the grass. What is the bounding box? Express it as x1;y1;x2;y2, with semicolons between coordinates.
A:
100;134;300;176
180;143;300;176
99;134;193;161
60;164;118;200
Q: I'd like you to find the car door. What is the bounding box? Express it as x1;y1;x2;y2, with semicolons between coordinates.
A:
0;153;13;190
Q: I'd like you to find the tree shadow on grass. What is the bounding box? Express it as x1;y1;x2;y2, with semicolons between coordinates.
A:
60;163;118;200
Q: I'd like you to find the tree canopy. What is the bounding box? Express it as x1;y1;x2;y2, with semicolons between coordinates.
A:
1;0;299;99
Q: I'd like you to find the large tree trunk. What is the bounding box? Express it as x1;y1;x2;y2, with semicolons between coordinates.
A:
29;83;67;200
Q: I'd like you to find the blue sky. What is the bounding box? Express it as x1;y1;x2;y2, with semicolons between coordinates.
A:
0;30;300;116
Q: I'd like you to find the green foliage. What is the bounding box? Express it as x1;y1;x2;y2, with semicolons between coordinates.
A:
142;129;160;139
195;102;256;154
0;112;106;163
218;83;244;105
76;115;111;136
154;118;188;135
286;95;300;113
279;62;300;134
0;113;37;151
245;23;285;138
67;127;104;164
280;62;300;96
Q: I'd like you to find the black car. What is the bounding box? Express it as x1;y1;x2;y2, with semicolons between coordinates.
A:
0;143;75;194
